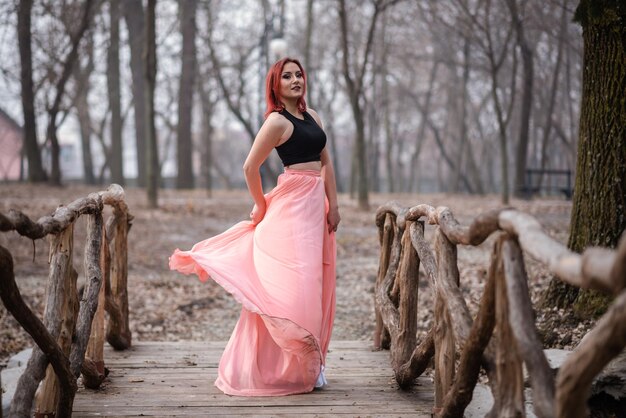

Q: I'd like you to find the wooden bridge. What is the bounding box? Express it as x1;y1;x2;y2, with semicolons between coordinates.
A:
1;185;625;417
71;341;434;417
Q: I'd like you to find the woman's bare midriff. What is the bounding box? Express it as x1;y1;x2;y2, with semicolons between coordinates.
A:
285;161;322;171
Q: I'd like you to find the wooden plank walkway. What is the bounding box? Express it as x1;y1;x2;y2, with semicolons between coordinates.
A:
73;341;434;417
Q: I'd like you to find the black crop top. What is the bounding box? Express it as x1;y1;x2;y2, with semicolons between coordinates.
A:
275;110;327;166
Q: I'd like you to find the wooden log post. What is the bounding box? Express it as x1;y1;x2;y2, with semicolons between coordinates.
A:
391;221;419;373
0;245;77;418
375;216;403;347
375;213;395;349
439;235;500;418
69;212;104;379
34;225;78;417
502;238;555;418
0;185;133;416
106;206;132;349
490;235;525;418
432;228;460;414
376;217;432;387
83;225;108;388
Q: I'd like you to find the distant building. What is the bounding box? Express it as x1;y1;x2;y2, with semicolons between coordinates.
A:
0;107;23;181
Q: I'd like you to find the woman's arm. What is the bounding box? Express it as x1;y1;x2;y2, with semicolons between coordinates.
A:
320;147;341;232
309;109;340;232
243;113;289;224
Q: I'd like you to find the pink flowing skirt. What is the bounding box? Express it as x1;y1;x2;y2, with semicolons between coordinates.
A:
169;169;336;396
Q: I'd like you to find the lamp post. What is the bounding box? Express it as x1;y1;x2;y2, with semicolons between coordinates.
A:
269;36;287;62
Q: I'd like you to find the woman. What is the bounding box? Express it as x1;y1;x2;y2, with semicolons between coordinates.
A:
169;57;340;396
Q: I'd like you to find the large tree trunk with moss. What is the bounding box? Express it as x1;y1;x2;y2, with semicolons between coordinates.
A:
543;0;626;316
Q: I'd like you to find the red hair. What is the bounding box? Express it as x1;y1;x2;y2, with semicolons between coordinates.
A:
264;57;307;119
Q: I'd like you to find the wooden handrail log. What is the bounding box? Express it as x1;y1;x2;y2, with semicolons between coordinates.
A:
0;194;101;239
404;204;439;226
375;220;403;342
0;246;78;417
434;229;472;345
498;210;624;294
100;184;126;209
381;204;624;294
439;236;498;418
409;221;500;396
374;214;395;349
0;184;128;241
69;213;104;377
555;289;626;418
395;327;436;388
502;238;555;418
375;201;405;228
375;201;626;418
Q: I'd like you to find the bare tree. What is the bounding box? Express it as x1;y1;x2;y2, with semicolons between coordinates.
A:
338;0;400;210
176;0;198;189
46;0;99;185
145;0;158;208
197;68;218;197
108;0;124;185
205;1;278;188
122;0;146;186
507;0;534;198
71;32;96;184
536;0;568;189
17;0;46;182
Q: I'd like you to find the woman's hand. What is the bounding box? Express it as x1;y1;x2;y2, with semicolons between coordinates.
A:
250;202;267;225
327;206;340;233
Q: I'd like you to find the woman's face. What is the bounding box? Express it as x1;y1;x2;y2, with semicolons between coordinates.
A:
279;62;304;102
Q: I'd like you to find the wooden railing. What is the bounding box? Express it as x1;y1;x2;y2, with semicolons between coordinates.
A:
0;185;133;417
374;202;626;418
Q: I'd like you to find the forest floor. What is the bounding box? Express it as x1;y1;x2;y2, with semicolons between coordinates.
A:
0;183;593;368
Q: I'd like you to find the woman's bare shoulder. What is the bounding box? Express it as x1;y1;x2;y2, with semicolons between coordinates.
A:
261;111;293;143
306;108;324;127
265;111;290;127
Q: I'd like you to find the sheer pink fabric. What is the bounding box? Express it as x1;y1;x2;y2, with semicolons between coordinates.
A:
169;169;336;396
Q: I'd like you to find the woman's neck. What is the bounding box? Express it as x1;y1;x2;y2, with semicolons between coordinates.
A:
283;100;299;116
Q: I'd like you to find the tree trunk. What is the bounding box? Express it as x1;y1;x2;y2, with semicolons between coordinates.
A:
407;61;438;193
543;0;626;316
176;0;197;189
122;0;146;187
380;11;394;193
145;0;158;208
338;0;385;210
47;0;97;186
453;38;471;193
17;0;47;182
72;35;96;185
108;0;124;185
536;0;568;190
489;66;510;205
303;0;314;85
508;0;534;198
198;74;214;197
